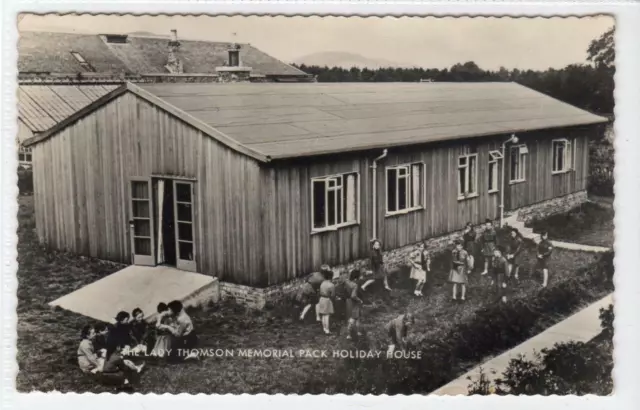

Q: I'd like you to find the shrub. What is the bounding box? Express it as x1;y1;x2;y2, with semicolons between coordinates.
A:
17;167;33;196
468;302;614;395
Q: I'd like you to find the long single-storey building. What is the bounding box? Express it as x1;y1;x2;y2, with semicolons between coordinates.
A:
24;82;608;302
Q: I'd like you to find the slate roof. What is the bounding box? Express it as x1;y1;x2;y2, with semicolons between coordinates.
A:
18;84;118;133
136;82;608;159
18;31;307;77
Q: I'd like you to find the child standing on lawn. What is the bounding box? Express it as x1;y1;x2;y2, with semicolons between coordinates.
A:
449;240;469;301
462;222;476;270
317;265;337;335
506;228;524;280
344;268;365;340
490;246;510;303
385;312;415;355
480;219;497;276
408;242;430;297
536;231;554;288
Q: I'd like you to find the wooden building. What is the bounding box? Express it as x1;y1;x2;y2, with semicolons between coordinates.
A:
24;82;607;287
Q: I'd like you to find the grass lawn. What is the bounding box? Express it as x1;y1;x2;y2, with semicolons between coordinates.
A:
530;199;615;248
16;195;611;394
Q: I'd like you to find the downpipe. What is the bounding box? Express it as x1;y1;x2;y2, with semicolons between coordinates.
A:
371;149;388;239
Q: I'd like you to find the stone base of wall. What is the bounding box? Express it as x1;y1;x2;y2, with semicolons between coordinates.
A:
218;191;589;310
513;191;588;224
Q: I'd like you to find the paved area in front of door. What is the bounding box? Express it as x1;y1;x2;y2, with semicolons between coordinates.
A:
49;265;218;323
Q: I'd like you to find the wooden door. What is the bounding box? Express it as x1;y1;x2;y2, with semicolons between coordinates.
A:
173;180;197;272
129;178;155;266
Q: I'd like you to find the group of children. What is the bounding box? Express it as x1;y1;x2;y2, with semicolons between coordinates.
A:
297;219;555;352
446;219;554;303
77;300;198;388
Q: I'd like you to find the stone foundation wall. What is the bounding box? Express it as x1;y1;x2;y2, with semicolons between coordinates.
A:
219;190;589;309
514;191;588;224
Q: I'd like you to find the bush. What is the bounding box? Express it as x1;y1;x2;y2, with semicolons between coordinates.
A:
588;137;614;197
468;302;614;395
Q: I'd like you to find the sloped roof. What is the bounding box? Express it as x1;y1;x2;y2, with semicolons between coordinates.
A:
25;82;608;162
18;31;307;77
18;32;130;74
17;84;119;134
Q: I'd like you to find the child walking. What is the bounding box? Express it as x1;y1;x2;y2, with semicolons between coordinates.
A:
490;246;510;303
317;265;336;335
362;239;391;291
409;242;430;296
297;270;325;321
449;240;469;301
506;228;524;280
344;268;365;340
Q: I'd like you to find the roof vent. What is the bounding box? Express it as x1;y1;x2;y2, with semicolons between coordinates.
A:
104;34;129;44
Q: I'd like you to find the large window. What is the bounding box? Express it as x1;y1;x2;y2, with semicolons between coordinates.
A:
386;163;424;215
488;150;503;193
458;154;478;199
510;144;528;183
552;138;576;173
312;172;359;232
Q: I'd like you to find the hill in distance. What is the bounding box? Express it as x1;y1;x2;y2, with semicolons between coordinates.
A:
293;51;413;69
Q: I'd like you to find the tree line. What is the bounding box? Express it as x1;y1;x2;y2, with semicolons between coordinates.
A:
292;27;615;116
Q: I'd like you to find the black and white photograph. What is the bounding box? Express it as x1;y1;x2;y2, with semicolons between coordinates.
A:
12;13;616;396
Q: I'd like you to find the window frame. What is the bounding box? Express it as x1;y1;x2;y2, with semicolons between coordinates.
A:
70;51;95;72
310;171;360;234
551;138;576;175
457;153;479;200
488;150;502;194
385;162;426;217
509;144;528;184
17;144;32;165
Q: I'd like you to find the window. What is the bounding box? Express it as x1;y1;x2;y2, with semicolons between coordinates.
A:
552;138;576;173
312;172;358;232
510;144;528;183
18;145;32;164
386;163;424;214
488;150;503;193
70;52;95;72
458;154;478;199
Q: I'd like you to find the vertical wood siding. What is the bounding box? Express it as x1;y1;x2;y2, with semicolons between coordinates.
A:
32;92;264;285
505;127;590;210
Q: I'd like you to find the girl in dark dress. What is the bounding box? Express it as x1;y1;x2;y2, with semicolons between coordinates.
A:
480;219;498;276
130;307;152;355
490;246;510;303
462;222;476;271
108;311;134;354
362;239;391;291
506;228;524;280
536;231;554;288
344;268;365;340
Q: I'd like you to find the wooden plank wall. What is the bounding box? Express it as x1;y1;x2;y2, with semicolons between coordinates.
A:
263;137;504;284
32;92;264;285
505;127;590;210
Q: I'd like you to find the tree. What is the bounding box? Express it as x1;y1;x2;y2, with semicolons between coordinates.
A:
587;26;615;70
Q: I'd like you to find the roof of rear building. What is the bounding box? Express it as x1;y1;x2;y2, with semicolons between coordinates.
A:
25;82;609;161
18;31;307;77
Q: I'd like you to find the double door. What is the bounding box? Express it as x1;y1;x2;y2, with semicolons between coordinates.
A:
129;178;197;272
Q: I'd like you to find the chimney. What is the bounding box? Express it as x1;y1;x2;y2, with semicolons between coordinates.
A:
166;29;184;74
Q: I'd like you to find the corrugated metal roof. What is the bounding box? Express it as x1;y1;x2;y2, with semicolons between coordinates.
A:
138;82;608;159
17;84;118;132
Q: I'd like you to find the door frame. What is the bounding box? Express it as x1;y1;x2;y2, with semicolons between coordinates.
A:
172;179;198;272
128;177;156;266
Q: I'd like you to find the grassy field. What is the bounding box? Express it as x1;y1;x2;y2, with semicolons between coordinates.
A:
530;200;615;247
16;195;612;394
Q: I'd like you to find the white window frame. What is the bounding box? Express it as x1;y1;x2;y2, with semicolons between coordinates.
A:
17;144;32;165
552;138;576;174
488;150;502;194
310;172;360;234
509;144;528;184
385;162;426;216
458;153;479;200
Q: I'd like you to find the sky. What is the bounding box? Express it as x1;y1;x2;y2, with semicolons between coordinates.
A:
18;14;614;71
